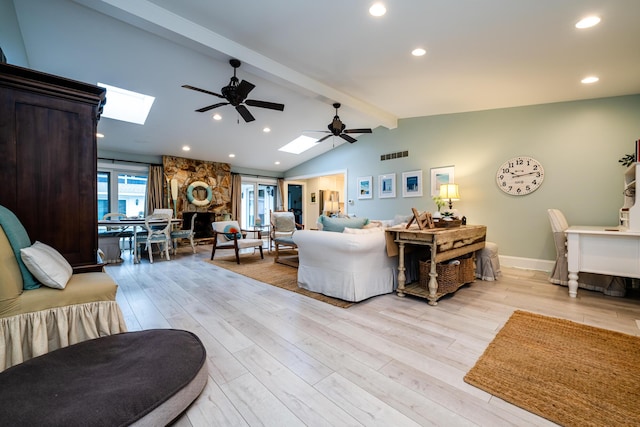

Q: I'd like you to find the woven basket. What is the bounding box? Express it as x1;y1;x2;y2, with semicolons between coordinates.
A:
459;256;476;284
419;260;461;294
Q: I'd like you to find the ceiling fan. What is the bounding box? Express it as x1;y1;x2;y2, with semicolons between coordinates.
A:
182;59;285;123
309;103;373;143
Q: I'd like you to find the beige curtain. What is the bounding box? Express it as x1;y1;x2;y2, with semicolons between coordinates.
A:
231;173;242;226
146;165;165;216
277;178;285;210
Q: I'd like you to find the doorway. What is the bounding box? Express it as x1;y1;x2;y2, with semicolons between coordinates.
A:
240;179;277;227
288;184;303;225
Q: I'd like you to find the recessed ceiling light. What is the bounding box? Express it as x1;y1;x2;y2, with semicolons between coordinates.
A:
412;48;426;57
581;76;599;84
229;153;235;158
96;133;104;138
576;16;601;29
275;161;280;165
212;113;222;120
182;145;190;151
263;127;271;133
369;3;386;17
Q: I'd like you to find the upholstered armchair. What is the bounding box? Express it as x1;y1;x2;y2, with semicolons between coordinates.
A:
211;220;264;264
270;210;303;249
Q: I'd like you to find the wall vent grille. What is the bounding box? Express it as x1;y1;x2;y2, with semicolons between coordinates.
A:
380;150;408;161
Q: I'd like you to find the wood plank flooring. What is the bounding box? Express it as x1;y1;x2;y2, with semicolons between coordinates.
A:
105;246;640;426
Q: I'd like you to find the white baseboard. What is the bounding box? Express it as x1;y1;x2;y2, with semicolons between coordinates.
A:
499;255;555;273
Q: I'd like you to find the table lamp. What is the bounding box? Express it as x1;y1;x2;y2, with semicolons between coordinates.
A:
439;183;460;210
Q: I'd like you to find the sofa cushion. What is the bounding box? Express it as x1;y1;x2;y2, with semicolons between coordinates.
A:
0;226;23;302
0;205;39;290
20;242;73;289
318;216;370;232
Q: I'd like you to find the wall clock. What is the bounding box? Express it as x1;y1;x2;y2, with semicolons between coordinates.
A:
496;156;544;196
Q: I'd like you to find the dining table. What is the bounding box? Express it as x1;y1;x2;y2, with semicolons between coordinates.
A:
98;217;182;264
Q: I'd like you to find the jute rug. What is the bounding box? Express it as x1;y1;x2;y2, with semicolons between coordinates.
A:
207;251;353;308
464;310;640;427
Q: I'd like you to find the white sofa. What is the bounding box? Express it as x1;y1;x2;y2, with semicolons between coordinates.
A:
292;228;396;302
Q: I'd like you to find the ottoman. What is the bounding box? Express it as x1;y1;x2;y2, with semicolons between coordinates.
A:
0;329;207;426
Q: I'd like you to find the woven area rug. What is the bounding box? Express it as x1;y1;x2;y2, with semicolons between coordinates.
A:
464;310;640;427
207;251;353;308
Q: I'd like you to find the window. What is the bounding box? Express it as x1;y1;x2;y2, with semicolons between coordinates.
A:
98;162;148;219
240;177;277;227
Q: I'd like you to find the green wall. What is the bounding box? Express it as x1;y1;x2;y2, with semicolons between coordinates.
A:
286;95;640;264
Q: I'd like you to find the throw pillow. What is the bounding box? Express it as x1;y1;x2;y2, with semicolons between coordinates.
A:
0;205;40;289
223;224;242;240
20;241;73;289
320;216;370;232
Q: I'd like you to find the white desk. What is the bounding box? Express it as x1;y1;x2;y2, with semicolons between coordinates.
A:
565;226;640;297
98;218;181;264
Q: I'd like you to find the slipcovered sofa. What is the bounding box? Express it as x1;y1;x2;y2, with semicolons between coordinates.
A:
293;218;397;302
0;205;127;372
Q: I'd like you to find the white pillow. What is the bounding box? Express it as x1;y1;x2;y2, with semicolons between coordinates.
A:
20;241;73;289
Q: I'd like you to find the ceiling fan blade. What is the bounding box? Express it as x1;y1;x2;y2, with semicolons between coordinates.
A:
236;104;255;122
236;80;255;100
245;99;285;111
339;133;358;143
302;130;330;134
344;128;373;134
196;102;228;113
317;134;332;143
182;85;225;98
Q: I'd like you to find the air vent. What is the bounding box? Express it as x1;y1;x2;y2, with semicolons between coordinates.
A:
380;150;408;161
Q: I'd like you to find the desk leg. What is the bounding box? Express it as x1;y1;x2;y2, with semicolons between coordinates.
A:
427;249;438;306
567;271;579;298
396;242;406;297
566;233;579;298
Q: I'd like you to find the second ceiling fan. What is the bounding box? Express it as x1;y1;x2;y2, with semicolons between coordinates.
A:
311;103;373;143
182;59;285;123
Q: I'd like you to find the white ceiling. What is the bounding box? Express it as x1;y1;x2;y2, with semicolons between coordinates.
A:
10;0;640;172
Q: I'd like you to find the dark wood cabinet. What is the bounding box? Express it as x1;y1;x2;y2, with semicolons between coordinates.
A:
0;63;106;270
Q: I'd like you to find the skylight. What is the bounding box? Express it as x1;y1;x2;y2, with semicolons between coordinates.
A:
97;83;155;125
279;135;319;154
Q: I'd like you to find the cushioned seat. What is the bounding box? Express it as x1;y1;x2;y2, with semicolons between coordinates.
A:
0;329;208;426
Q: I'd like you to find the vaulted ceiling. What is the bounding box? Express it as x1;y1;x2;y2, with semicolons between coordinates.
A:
9;0;640;171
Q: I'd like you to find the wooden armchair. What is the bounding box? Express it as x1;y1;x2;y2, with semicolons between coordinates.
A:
210;220;264;264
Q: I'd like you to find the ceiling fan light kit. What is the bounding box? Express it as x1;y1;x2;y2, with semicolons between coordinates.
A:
182;59;284;123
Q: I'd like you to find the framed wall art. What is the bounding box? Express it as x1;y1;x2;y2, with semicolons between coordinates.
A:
357;176;373;199
430;166;455;197
378;173;396;199
310;192;317;204
402;170;423;198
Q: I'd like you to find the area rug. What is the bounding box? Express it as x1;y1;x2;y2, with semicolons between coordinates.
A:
464;310;640;427
207;252;353;308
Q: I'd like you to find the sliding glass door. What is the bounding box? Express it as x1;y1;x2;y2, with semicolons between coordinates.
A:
240;178;277;228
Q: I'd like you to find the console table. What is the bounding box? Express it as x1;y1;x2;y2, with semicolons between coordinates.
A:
387;224;486;305
566;226;640;297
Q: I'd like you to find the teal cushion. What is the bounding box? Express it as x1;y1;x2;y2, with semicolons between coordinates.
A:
320;216;370;233
0;205;40;289
223;224;242;240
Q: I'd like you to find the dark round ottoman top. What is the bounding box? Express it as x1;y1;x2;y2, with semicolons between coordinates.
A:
0;329;207;426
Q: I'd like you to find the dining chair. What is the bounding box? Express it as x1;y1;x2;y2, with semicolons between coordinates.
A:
210;220;264;264
137;213;172;263
171;213;197;254
100;212;134;254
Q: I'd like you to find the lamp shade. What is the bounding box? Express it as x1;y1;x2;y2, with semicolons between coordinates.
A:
439;183;460;200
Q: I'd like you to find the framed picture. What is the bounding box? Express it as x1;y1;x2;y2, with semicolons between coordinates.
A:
430;166;455;197
378;173;396;198
357;176;373;199
402;170;423;198
310;192;317;204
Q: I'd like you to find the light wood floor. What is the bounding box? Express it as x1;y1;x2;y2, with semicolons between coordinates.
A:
105;245;640;427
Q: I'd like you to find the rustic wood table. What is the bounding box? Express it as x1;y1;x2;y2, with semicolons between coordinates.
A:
387;224;487;305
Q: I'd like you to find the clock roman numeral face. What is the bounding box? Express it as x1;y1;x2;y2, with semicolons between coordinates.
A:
496;156;544;196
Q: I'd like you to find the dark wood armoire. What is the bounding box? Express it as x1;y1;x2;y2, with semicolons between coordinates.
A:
0;63;106;271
